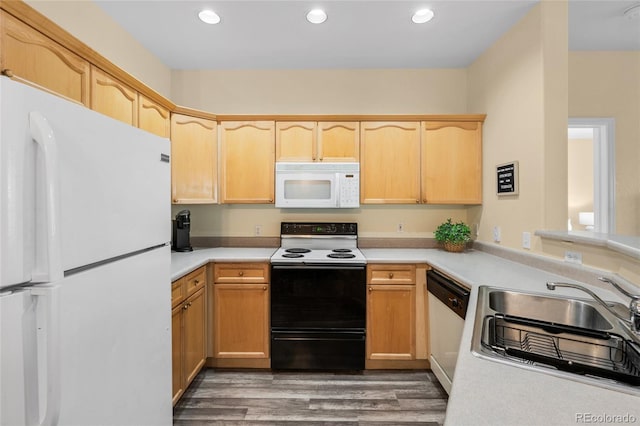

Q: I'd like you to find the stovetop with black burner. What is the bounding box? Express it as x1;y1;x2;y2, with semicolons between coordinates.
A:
270;222;366;265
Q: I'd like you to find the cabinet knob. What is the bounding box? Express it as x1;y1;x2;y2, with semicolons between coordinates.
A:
182;304;188;310
1;69;14;78
194;279;199;284
416;199;420;203
238;271;244;277
369;287;373;292
263;286;267;291
388;272;394;279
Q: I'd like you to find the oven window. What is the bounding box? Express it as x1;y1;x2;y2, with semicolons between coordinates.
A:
271;266;366;329
284;180;332;199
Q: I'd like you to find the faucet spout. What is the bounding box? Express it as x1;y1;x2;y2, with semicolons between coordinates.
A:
546;280;640;337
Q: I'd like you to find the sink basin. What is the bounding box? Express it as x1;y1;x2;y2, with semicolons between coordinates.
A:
488;289;613;330
471;286;640;394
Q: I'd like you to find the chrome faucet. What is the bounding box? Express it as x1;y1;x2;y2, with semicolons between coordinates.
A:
546;278;640;336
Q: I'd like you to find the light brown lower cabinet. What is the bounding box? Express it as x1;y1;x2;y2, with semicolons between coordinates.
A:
172;266;206;405
366;264;429;369
211;263;270;368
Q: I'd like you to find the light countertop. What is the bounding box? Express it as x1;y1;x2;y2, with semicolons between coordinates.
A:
171;246;640;424
171;247;276;280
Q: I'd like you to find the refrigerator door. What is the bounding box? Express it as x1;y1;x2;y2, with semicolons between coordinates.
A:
57;246;171;425
0;77;170;288
1;246;172;426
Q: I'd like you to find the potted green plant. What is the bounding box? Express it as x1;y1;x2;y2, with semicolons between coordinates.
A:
434;218;471;252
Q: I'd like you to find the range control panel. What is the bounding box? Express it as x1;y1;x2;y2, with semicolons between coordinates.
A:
280;222;358;236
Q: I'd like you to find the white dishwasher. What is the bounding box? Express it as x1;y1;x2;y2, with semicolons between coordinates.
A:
427;270;470;394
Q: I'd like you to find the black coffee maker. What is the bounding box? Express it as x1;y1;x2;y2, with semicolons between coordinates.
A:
172;210;193;252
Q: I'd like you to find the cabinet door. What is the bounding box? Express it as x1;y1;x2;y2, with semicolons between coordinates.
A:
219;121;275;203
90;66;137;126
275;122;316;162
213;283;269;358
422;121;482;204
0;12;90;105
138;94;170;138
317;121;360;162
183;287;206;386
171;114;217;204
171;304;184;405
366;284;416;360
360;122;421;204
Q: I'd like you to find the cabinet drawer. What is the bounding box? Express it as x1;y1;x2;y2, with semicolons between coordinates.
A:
171;279;184;308
367;264;416;285
184;267;206;298
214;263;269;283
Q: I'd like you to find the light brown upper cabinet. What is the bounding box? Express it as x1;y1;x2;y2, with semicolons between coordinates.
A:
90;66;137;126
360;122;421;204
275;121;316;162
0;11;90;105
170;114;217;204
421;121;482;204
219;121;275;204
275;121;360;162
138;94;170;138
317;121;360;162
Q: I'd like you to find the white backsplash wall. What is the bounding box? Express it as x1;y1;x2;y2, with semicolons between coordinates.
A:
171;204;469;239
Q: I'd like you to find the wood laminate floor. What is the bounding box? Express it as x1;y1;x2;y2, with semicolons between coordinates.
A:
174;369;448;425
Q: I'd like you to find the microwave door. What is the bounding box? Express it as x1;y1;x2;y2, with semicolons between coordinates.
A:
275;173;337;208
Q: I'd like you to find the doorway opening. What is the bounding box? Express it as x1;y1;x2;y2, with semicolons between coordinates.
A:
567;118;615;233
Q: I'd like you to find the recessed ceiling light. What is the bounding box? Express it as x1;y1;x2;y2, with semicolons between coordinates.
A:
198;9;220;25
306;9;327;24
623;4;640;20
412;8;434;24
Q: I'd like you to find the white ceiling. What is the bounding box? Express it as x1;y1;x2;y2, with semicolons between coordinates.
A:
93;0;640;70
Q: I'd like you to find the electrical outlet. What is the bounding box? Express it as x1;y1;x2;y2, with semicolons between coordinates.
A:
564;250;583;264
493;226;501;242
255;225;262;236
397;223;404;233
522;232;531;249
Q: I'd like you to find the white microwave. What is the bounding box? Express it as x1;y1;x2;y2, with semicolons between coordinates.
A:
275;162;360;208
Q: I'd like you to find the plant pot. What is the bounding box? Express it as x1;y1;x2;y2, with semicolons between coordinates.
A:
443;241;467;253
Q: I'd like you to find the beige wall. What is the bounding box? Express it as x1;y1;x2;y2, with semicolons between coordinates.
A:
568;137;594;230
467;2;568;250
171;69;467;114
568;51;640;236
174;204;469;239
171;68;470;237
25;0;172;97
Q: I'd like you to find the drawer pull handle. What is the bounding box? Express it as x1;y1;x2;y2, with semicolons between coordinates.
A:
388;273;394;279
238;271;244;277
194;279;199;284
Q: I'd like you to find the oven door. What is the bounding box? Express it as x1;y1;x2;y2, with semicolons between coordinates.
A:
274;172;338;208
271;264;366;329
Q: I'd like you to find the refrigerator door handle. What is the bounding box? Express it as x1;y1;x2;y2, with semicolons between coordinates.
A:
29;111;63;283
31;285;61;426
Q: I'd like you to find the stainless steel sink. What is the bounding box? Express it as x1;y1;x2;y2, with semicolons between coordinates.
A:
471;286;640;394
488;289;613;330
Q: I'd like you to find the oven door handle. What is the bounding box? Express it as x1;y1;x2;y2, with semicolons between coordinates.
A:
272;264;366;270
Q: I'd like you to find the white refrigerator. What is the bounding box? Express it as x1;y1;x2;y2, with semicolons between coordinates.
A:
0;77;172;426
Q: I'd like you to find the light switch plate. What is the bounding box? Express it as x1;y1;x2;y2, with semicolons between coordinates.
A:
522;232;531;249
493;226;501;242
564;250;583;264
